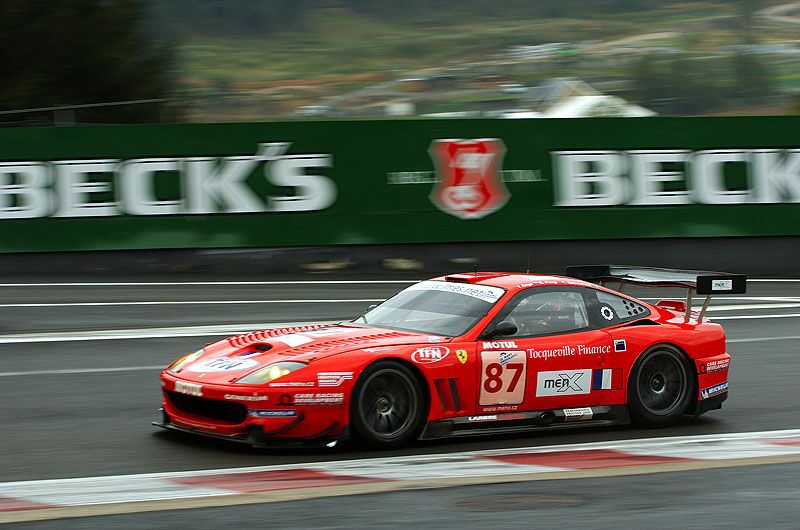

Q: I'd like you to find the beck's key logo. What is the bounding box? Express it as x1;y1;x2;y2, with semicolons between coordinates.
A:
429;139;508;220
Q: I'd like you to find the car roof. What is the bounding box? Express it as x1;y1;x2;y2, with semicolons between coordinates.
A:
430;272;593;290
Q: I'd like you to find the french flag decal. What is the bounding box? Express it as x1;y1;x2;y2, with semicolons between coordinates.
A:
592;369;613;390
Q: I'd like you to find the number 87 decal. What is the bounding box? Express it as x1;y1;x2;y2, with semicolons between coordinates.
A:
479;350;527;406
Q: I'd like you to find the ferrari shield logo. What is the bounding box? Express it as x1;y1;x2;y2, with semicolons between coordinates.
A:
429;139;508;220
456;349;468;364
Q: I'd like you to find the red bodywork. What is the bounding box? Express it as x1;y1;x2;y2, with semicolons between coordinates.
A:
157;273;730;446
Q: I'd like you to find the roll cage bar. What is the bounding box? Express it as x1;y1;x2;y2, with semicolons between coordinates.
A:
565;265;747;321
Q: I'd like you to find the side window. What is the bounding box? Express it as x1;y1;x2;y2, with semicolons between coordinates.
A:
503;290;590;337
594;290;651;325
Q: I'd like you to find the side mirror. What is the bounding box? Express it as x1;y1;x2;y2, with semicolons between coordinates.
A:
494;320;519;336
492;320;518;337
355;304;379;323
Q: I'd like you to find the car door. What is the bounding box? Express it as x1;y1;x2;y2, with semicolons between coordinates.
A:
477;286;616;412
583;287;655;406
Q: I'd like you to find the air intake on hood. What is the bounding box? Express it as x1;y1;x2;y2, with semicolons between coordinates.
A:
227;324;334;348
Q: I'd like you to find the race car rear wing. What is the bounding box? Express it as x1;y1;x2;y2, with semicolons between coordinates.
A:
565;265;747;321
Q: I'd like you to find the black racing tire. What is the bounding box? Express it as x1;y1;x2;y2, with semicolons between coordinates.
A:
350;361;425;449
628;345;694;428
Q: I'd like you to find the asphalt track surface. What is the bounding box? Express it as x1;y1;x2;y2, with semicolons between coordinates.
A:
10;463;800;529
1;276;799;526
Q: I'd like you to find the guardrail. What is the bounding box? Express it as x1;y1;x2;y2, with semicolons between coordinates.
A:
1;117;799;253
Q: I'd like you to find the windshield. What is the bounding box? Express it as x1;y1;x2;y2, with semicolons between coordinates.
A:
353;280;505;336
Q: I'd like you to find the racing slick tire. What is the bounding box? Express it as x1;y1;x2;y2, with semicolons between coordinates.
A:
628;345;695;428
350;361;425;448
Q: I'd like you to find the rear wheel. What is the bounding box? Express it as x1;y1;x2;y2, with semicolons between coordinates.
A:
350;361;424;448
628;346;694;427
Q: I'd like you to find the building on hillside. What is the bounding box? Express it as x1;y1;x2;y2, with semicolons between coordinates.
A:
543;94;656;118
524;77;601;111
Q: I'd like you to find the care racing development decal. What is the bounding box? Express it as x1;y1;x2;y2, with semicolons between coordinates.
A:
700;381;729;399
479;350;526;406
700;359;730;374
292;393;344;406
412;346;450;364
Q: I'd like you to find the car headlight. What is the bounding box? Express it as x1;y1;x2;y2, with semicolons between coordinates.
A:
235;362;307;385
167;349;203;373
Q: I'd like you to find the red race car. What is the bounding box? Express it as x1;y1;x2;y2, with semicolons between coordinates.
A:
155;266;744;449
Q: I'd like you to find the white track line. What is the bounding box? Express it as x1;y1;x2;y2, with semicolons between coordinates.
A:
0;280;419;287
0;328;793;376
705;303;800;311
0;278;794;288
0;299;382;308
0;366;163;377
712;313;800;320
0;320;339;344
728;335;800;343
642;297;800;302
3;428;800;486
0;299;795;310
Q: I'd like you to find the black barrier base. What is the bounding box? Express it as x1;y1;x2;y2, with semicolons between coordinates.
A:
0;236;796;277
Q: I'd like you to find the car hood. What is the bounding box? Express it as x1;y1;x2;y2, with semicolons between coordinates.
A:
171;323;445;384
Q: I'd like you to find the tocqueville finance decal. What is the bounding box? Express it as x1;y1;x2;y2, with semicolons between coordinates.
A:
0;142;335;219
389;143;800;219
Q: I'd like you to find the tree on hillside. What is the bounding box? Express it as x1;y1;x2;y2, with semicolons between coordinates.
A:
630;51;776;115
732;52;774;103
737;0;768;43
153;0;688;36
0;0;179;125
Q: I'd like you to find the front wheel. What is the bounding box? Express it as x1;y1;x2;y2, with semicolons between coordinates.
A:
350;361;425;448
628;345;694;427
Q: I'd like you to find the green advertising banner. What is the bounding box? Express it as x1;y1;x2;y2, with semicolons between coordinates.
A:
0;117;799;253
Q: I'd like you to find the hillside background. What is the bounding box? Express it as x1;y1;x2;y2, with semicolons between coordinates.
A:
4;1;800;123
